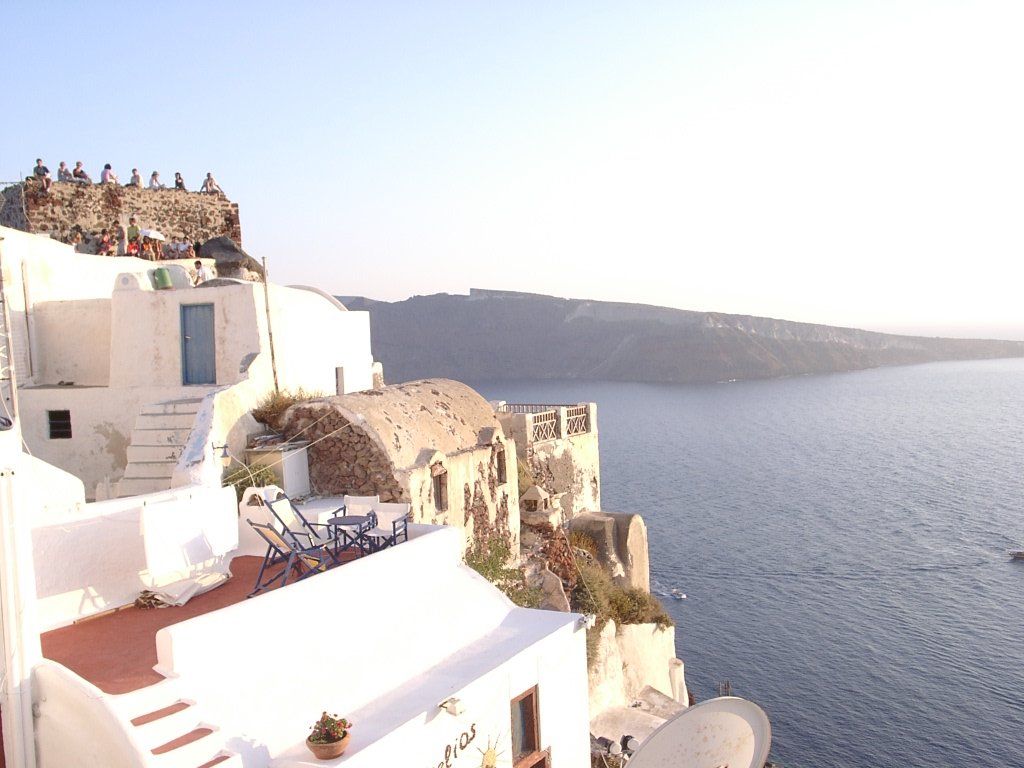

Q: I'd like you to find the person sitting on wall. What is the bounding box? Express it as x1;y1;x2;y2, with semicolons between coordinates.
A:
33;158;51;192
98;229;115;256
126;236;141;257
174;172;186;191
149;171;165;189
140;238;155;261
72;161;92;183
57;161;74;182
100;163;119;184
199;172;223;195
126;168;142;187
193;259;214;285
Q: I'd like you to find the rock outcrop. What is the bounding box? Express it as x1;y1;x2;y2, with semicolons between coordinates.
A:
569;511;650;592
1;179;242;249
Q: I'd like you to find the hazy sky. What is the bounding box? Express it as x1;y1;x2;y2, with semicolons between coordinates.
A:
4;1;1022;339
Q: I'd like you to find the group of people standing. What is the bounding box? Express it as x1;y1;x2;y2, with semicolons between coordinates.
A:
33;159;224;195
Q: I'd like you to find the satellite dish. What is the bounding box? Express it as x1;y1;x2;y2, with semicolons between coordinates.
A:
626;696;771;768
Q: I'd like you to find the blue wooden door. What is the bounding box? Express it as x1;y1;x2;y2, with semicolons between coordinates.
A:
181;304;216;385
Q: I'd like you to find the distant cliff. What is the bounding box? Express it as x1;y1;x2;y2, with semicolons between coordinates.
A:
342;289;1024;385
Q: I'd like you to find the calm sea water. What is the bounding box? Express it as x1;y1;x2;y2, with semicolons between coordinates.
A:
470;359;1024;768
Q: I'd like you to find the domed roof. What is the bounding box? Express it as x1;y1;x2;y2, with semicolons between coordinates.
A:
312;378;503;471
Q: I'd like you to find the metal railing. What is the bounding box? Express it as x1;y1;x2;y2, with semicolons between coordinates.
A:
531;411;558;441
565;405;589;436
497;403;563;414
497;402;594;443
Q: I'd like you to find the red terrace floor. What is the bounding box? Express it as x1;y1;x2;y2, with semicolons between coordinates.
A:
40;556;269;695
1;552;358;767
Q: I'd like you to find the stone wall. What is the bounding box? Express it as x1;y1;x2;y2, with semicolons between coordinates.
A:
0;179;242;249
285;406;405;502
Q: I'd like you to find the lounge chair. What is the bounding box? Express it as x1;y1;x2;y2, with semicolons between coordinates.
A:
265;495;338;549
364;502;411;552
247;519;336;596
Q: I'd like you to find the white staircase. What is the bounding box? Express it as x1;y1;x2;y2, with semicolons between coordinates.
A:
109;677;244;767
115;398;203;498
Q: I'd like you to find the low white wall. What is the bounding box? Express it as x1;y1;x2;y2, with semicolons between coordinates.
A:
32;484;238;630
154;527;590;766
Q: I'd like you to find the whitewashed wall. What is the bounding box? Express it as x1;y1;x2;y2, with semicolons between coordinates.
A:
264;284;374;394
151;527;589;767
587;620;684;714
31;484;237;630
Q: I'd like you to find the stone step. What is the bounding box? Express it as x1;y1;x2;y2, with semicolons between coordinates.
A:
122;461;176;480
130;427;193;446
131;702;205;750
147;729;233;768
134;412;198;430
139;398;204;416
127;444;184;464
115;477;170;497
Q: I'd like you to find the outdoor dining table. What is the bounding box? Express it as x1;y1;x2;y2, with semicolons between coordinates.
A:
327;514;374;556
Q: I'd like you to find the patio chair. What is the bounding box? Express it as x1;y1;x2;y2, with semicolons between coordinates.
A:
364;502;411;553
247;519;336;596
265;494;338;549
342;495;379;517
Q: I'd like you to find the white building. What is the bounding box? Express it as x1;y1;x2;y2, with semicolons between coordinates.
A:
0;227;592;768
0;224;374;501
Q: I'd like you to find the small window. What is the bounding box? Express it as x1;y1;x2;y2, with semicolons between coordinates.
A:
48;410;72;439
496;446;507;484
511;686;547;768
432;465;449;512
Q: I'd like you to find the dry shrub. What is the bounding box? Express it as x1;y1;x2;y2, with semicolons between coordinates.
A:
571;561;673;665
251;387;323;431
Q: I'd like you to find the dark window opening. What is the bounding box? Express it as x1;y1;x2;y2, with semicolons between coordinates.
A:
496;446;507;484
512;686;547;768
432;468;449;512
48;410;72;439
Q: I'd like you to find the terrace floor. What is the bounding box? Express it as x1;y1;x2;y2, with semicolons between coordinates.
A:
0;550;358;768
41;555;270;695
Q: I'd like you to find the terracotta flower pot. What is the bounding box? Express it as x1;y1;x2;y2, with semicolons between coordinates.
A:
306;733;351;760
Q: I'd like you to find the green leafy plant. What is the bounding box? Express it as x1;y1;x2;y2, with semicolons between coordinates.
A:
223;462;278;503
308;712;352;744
465;531;542;608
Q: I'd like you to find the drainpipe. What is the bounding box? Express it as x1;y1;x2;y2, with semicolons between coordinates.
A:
261;257;279;394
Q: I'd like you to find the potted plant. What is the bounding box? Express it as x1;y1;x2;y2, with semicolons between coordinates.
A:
306;711;353;760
